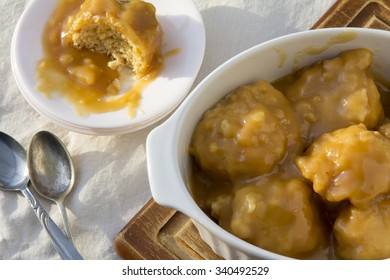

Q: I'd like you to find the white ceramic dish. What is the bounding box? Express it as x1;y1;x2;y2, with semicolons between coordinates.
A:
11;0;205;135
147;28;390;259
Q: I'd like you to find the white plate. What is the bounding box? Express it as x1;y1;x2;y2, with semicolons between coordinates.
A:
11;0;205;135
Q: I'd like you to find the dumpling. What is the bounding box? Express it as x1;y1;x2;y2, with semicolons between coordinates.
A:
190;80;303;180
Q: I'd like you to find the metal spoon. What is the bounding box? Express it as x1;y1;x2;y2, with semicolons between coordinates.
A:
27;131;75;244
0;132;83;259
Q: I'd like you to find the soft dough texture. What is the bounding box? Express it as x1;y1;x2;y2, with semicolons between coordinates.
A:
62;0;163;77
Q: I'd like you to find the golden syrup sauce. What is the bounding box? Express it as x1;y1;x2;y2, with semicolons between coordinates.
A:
274;47;287;68
292;30;358;70
164;48;181;58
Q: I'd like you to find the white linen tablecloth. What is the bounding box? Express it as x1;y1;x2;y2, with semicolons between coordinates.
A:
0;0;335;260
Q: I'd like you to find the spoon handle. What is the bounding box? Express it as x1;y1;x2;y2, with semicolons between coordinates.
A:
21;186;83;260
57;200;74;244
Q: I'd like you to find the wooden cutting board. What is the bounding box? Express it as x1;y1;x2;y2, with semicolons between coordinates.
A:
114;0;390;260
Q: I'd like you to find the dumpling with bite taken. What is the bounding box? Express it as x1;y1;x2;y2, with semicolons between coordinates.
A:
62;0;163;78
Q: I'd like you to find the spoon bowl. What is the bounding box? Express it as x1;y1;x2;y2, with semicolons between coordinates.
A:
0;132;29;191
28;131;75;242
0;131;83;259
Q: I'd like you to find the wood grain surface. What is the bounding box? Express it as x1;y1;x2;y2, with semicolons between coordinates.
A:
114;0;390;260
312;0;390;29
